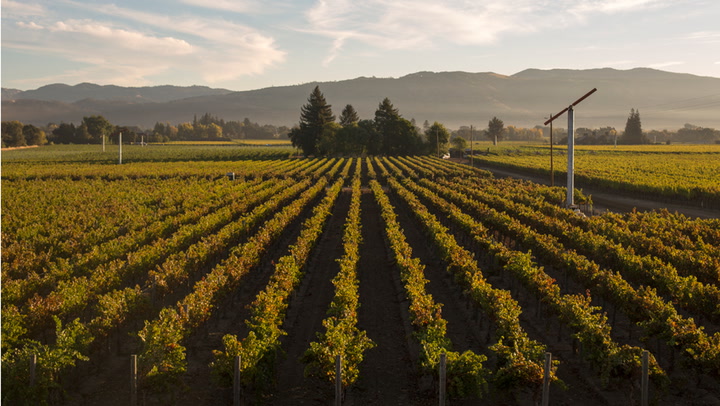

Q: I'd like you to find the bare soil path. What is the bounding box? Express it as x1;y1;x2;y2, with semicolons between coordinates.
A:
265;189;350;405
347;190;424;405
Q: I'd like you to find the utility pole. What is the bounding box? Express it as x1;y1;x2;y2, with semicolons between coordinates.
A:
436;126;440;158
547;115;554;187
470;125;474;167
544;88;597;208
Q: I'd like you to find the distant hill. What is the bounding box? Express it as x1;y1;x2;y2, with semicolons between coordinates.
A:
2;83;233;104
2;88;23;100
3;68;719;130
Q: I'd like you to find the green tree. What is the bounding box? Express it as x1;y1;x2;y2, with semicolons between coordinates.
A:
177;123;194;140
207;123;223;139
51;123;77;144
334;123;371;155
359;119;381;155
23;124;47;146
339;104;360;127
289;86;335;155
487;116;504;145
82;115;113;144
317;122;342;155
451;135;468;150
620;108;647;144
76;123;92;143
424;122;450;156
1;121;25;147
113;126;138;143
374;98;422;155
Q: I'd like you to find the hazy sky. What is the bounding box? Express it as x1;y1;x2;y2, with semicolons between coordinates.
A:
2;0;719;91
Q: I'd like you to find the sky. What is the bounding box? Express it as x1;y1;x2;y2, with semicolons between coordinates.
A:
2;0;719;91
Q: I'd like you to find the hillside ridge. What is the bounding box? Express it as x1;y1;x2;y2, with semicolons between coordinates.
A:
3;68;719;130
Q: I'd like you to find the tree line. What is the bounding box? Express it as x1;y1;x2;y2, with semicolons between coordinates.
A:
2;116;143;147
151;113;291;142
1;121;47;148
4;98;718;149
288;86;452;156
0;115;291;147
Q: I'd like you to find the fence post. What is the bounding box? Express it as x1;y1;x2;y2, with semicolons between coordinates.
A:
641;350;649;406
439;353;447;406
335;354;342;406
29;354;37;387
234;355;241;406
542;352;551;406
130;354;137;406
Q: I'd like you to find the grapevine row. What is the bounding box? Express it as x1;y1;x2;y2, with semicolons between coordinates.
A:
210;174;346;389
370;178;489;398
439;177;720;320
385;174;553;392
304;165;375;387
419;176;720;375
401;175;668;389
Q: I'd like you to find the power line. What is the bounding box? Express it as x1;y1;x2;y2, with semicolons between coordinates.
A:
638;94;720;112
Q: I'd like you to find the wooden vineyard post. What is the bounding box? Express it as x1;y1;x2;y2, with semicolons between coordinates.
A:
439;353;447;406
335;354;342;406
641;350;649;406
130;354;137;406
542;352;552;406
29;354;37;387
234;355;241;406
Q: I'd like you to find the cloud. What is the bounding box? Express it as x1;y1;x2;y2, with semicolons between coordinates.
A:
49;20;194;56
685;31;720;43
4;3;286;87
648;61;684;69
599;60;636;67
179;0;262;13
79;3;287;81
17;21;43;30
569;0;667;15
1;0;45;17
305;0;669;64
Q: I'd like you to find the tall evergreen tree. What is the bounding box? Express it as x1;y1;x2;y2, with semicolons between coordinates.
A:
621;108;647;144
487;116;504;145
289;86;335;155
339;104;359;126
374;98;421;155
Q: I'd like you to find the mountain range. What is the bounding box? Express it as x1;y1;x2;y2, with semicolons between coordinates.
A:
3;68;719;131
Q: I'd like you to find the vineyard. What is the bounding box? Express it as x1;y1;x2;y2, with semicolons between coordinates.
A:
468;143;720;209
2;147;720;405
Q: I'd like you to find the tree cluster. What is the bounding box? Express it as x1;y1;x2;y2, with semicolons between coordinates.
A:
1;121;47;148
151;114;290;142
571;127;619;145
48;116;132;145
288;86;450;156
2;116;125;146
